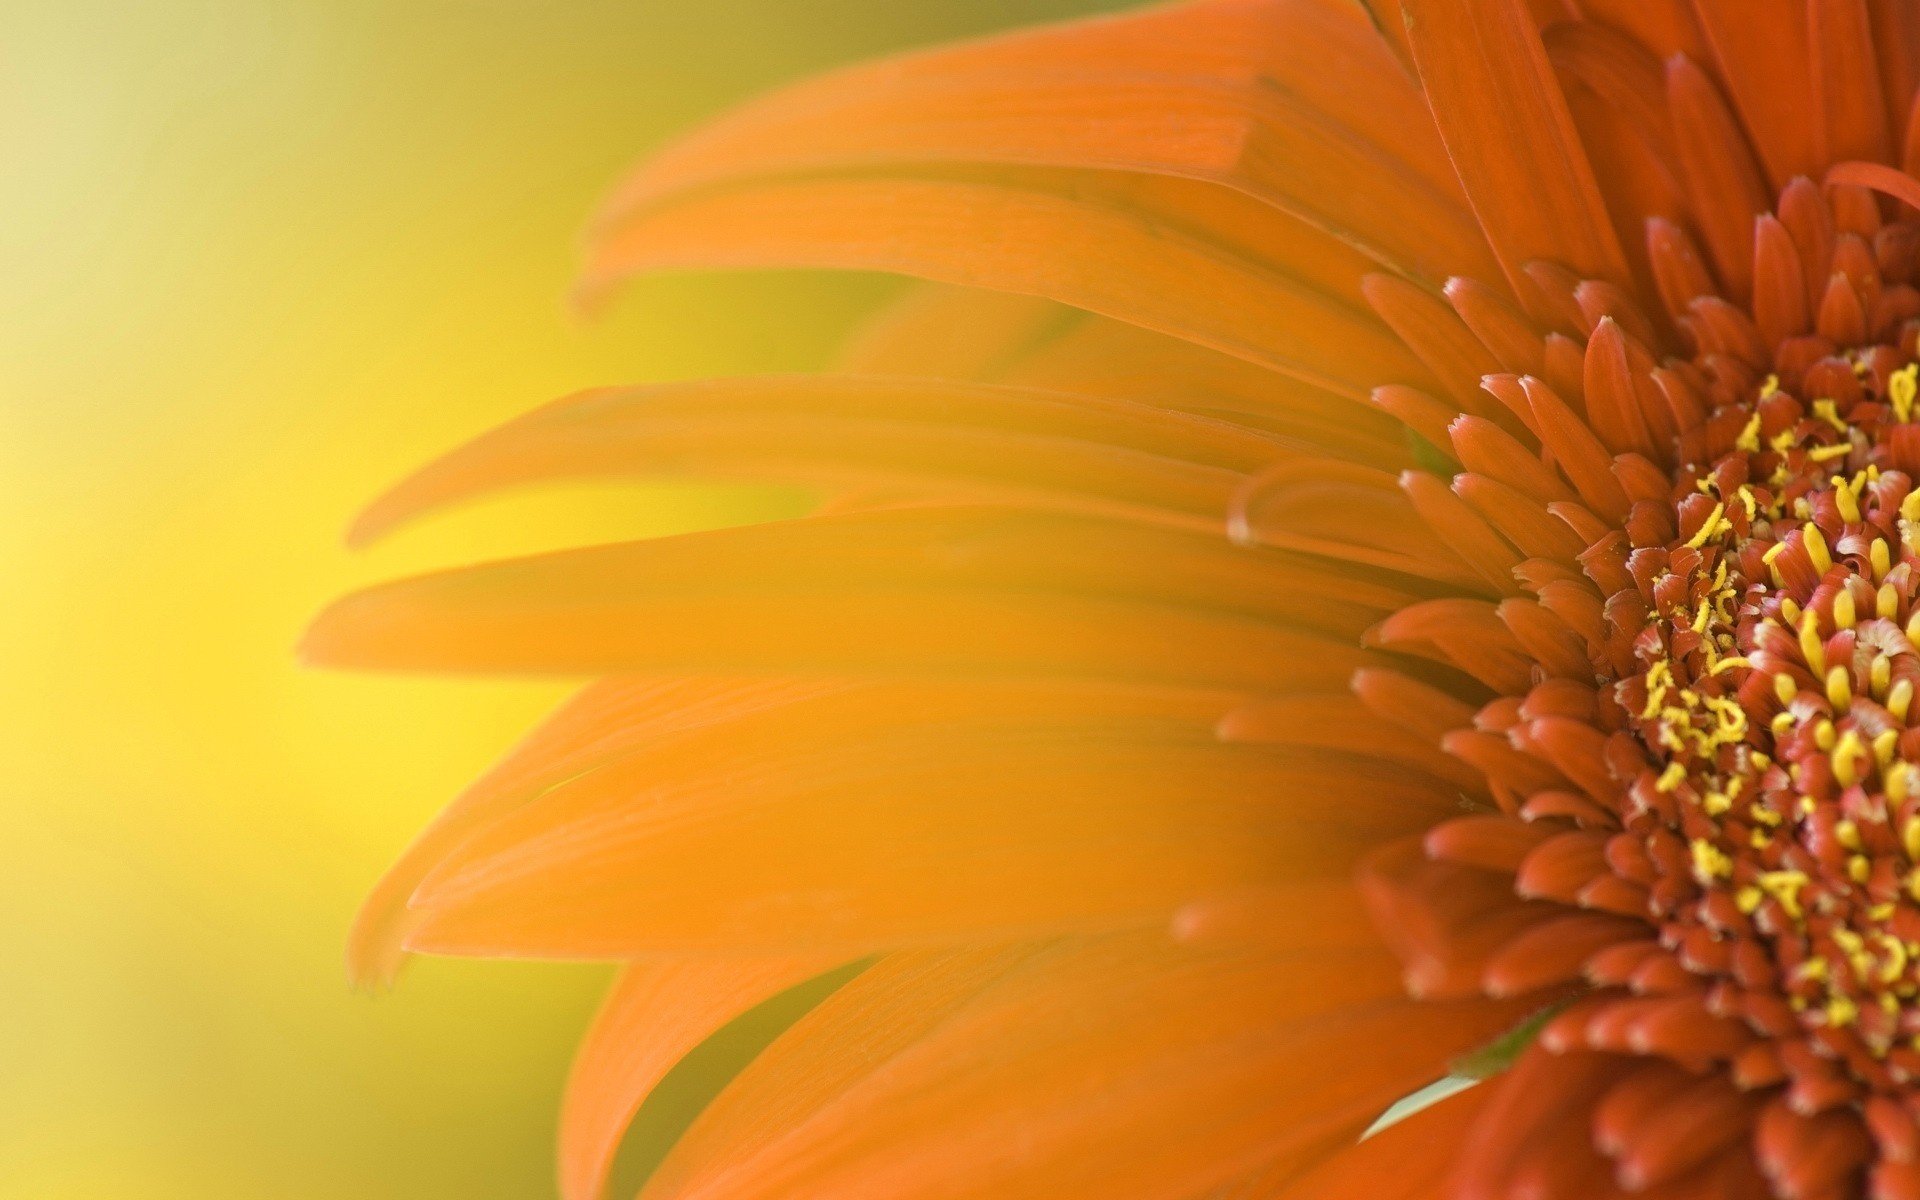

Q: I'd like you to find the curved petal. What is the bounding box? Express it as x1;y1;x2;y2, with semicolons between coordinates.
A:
1400;0;1630;311
303;506;1420;689
397;709;1456;955
638;936;1530;1200
580;173;1426;401
347;676;851;986
595;0;1493;287
558;955;848;1200
1267;1082;1491;1200
346;376;1288;547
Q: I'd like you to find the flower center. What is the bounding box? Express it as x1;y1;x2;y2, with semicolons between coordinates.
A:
1623;334;1920;1087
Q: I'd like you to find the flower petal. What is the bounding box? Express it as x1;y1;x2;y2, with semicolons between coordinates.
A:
641;936;1527;1200
304;506;1414;689
1267;1083;1490;1200
398;709;1454;955
595;0;1492;288
559;956;848;1200
346;376;1289;548
1399;0;1629;311
581;173;1424;401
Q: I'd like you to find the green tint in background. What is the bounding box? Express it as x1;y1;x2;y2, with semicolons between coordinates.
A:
0;1;1116;1197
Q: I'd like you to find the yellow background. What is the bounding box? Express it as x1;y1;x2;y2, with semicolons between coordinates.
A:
0;2;1113;1196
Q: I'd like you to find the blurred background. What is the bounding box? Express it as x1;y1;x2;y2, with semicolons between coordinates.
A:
0;1;1117;1196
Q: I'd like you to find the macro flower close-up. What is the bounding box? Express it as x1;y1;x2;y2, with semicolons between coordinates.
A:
31;0;1920;1197
288;0;1920;1194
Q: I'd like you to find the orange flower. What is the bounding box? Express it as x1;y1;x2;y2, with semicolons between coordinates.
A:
303;0;1920;1195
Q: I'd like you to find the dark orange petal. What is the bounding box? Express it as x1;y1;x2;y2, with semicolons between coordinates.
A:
1665;53;1772;301
1691;0;1821;186
1400;0;1629;312
1810;0;1894;167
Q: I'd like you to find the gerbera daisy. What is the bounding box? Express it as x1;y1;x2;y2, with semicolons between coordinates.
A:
303;0;1920;1195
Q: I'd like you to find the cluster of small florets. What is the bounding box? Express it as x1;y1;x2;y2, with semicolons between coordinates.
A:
1618;354;1920;1088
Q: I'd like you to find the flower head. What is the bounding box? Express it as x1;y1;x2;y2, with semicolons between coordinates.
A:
306;1;1920;1196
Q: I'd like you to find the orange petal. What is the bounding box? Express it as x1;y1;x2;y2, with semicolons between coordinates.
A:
305;506;1412;689
1690;0;1820;187
836;284;1066;378
347;375;1287;547
1267;1083;1491;1200
347;675;850;987
580;173;1424;401
642;944;1061;1200
998;314;1412;466
597;0;1492;288
1400;0;1629;313
399;710;1454;956
643;935;1526;1200
1810;0;1894;166
558;955;846;1200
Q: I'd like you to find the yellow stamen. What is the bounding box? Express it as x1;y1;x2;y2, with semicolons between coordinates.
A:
1835;588;1858;630
1876;729;1900;766
1835;477;1862;523
1685;502;1726;549
1801;610;1827;674
1893;362;1919;422
1834;729;1866;786
1805;523;1833;574
1691;838;1733;882
1828;665;1853;710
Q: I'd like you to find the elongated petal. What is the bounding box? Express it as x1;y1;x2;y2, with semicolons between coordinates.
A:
399;708;1455;955
642;946;1060;1200
581;174;1425;401
348;675;851;986
1690;0;1820;186
1269;1084;1490;1200
645;935;1527;1200
352;677;1248;983
1400;0;1629;310
559;956;847;1200
305;506;1415;689
596;0;1492;287
347;376;1288;547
